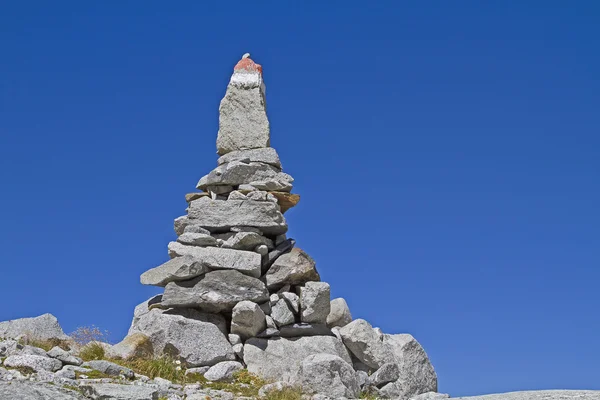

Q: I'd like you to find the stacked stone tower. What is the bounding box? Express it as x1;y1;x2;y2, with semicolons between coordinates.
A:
123;54;437;399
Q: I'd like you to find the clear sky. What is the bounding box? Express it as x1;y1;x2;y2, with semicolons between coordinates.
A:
1;1;599;397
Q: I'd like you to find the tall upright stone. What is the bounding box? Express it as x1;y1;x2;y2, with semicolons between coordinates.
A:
217;54;269;155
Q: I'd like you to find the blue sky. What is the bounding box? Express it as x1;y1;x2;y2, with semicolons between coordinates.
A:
1;1;599;396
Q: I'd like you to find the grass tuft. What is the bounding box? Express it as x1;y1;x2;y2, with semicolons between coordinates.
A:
79;342;106;361
119;355;186;383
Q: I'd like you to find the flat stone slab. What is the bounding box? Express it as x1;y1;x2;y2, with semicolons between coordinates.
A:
167;242;261;278
187;196;287;235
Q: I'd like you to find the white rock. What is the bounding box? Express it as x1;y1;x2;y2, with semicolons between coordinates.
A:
140;256;210;287
0;314;69;341
297;353;360;399
177;232;219;247
203;361;244;382
47;346;82;366
3;354;62;372
300;282;331;324
231;301;267;340
218;147;282;168
326;298;352;328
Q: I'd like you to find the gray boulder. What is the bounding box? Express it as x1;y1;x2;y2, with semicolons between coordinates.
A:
80;383;159;400
47;346;82;366
327;298;352;328
0;313;69;341
297;353;360;399
3;354;62;372
219;231;274;251
129;309;234;367
107;333;153;360
161;270;269;313
270;297;296;327
187;196;287;235
216;56;269;155
82;360;135;379
218;147;282;168
265;248;319;290
300;282;331;324
243;336;352;382
203;360;244;382
338;319;393;369
140;256;210;287
167;242;262;278
177;232;219;247
231;301;267;340
0;382;84;400
127;295;163;335
366;362;400;388
197;161;293;192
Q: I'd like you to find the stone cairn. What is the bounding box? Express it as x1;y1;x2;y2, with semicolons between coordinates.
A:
126;54;438;399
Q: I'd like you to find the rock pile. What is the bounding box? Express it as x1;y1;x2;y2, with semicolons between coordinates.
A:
117;53;439;399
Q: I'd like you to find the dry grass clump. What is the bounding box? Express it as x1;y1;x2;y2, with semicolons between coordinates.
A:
19;337;72;352
262;386;304;400
78;342;106;361
121;355;186;383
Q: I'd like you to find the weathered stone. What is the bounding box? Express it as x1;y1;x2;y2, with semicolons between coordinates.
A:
256;244;269;255
231;226;263;234
367;362;400;388
174;215;189;236
243;336;351;382
0;314;69;341
338;319;392;370
247;190;269;201
327;298;352;328
270;298;295;327
0;382;83;399
206;185;234;195
188;196;287;235
177;232;219;247
82;360;135;379
220;231;273;251
141;256;210;287
186;192;210;203
128;295;163;335
81;383;159;400
204;361;244;382
382;333;437;398
107;333;153;360
265;248;319;290
3;354;62;372
197;161;293;192
280;292;300;314
216;56;269;155
262;238;295;273
161;270;269;313
47;346;82;366
218;147;282;168
228;334;241;346
269;191;301;213
228;190;248;200
279;323;332;338
167;242;261;278
186;366;210;376
256;328;280;338
265;315;277;329
130;310;233;367
183;224;211;235
297;353;360;399
300;282;330;324
231;301;267;340
356;370;369;388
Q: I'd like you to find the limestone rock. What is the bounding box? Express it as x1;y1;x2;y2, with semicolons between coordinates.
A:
243;336;351;382
218;147;282;168
177;232;219;247
47;346;82;366
203;361;244;382
265;248;319;290
300;282;331;324
188;196;287;235
297;353;360;399
167;242;261;278
197;161;293;192
141;256;210;287
231;301;267;340
338;319;393;370
80;383;159;400
216;56;269;155
327;298;352;328
3;354;62;372
0;313;69;341
0;382;84;400
270;298;295;327
161;270;269;313
129;310;234;367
